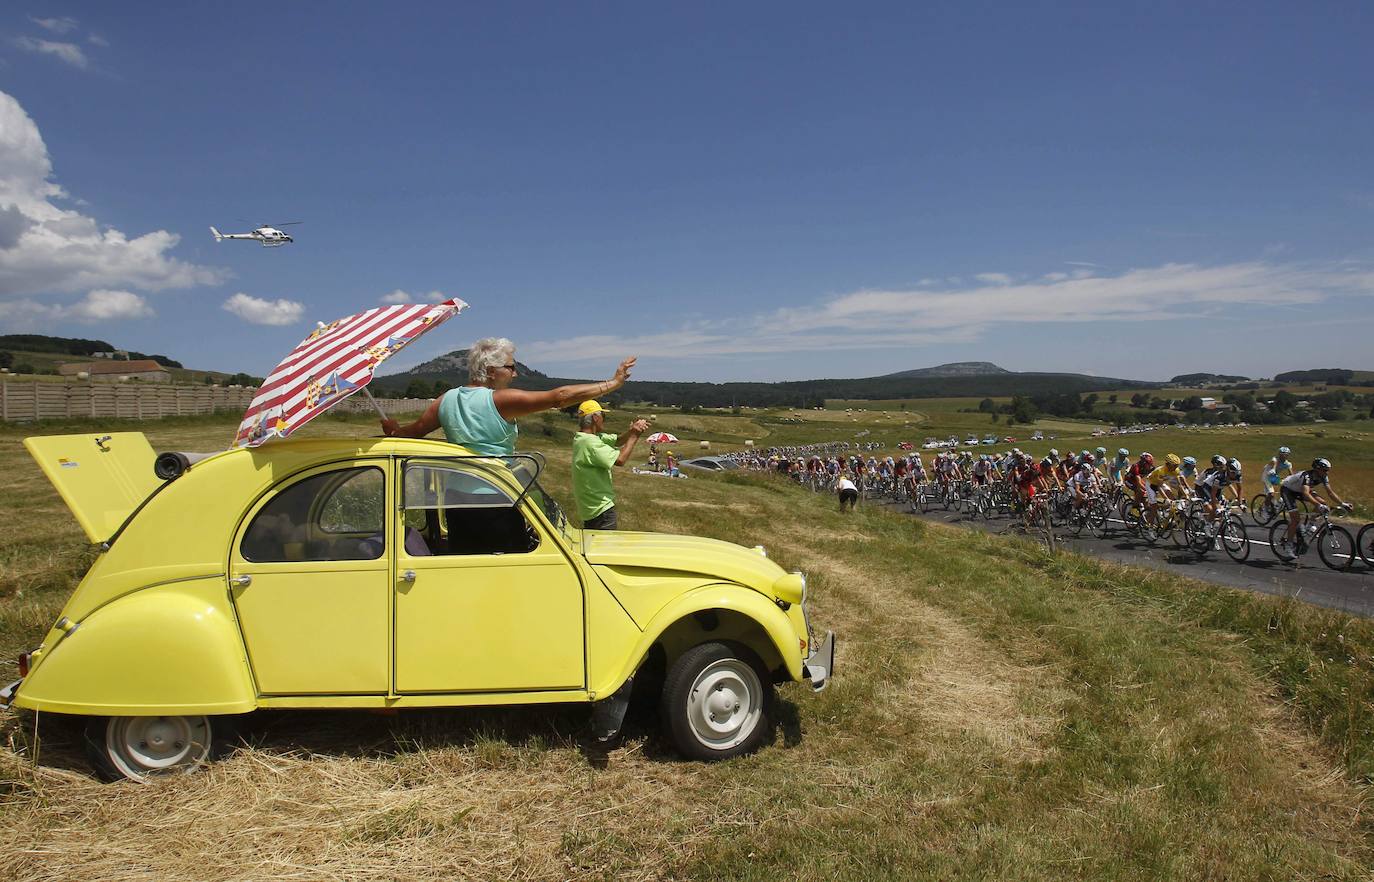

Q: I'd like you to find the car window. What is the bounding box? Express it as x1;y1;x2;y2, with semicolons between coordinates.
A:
402;462;538;556
242;467;385;563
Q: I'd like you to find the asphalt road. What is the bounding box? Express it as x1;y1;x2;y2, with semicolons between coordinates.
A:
872;495;1374;617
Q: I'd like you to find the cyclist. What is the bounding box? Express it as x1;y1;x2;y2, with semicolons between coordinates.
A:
1070;453;1101;511
1108;448;1131;488
1278;458;1352;553
1196;456;1244;518
1012;453;1043;508
1125;452;1156;523
1148;453;1187;503
1262;446;1294;503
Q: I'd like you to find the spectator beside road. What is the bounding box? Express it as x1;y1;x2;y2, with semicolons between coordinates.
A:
836;474;859;512
382;337;636;455
572;400;650;530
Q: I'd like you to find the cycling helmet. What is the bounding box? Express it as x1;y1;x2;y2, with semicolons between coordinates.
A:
1278;446;1291;456
1139;452;1155;467
1049;448;1059;457
1227;458;1242;473
1182;456;1197;466
1210;454;1226;467
1080;449;1089;458
1082;453;1096;464
1096;446;1107;456
1313;457;1331;470
1118;448;1129;457
1165;453;1181;466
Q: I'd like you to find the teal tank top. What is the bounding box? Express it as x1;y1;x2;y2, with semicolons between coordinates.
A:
436;387;518;456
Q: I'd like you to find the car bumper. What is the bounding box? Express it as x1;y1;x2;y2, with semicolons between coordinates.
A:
0;679;21;706
802;631;835;692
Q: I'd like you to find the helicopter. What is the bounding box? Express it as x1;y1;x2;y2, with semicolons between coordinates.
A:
209;221;302;247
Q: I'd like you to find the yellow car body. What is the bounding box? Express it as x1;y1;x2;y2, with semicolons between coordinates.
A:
10;432;832;775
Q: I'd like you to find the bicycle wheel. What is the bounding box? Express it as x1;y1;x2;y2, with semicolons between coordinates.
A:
1249;493;1277;527
1317;525;1356;572
1185;513;1213;554
1357;523;1374;568
1221;515;1250;562
1268;521;1299;562
1089;500;1111;539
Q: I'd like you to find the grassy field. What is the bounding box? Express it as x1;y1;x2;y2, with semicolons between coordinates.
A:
2;410;1374;879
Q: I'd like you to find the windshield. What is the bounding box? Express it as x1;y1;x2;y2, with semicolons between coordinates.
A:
523;479;569;536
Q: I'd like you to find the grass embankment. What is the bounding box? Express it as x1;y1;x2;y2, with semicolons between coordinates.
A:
0;414;1372;879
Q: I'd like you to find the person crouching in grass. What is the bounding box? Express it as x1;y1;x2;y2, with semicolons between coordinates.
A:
836;472;859;512
572;400;649;530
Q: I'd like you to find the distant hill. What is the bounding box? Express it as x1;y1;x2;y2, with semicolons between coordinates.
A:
1273;368;1374;386
403;349;547;381
1170;372;1250;385
376;350;1155;407
0;333;182;368
880;361;1012;379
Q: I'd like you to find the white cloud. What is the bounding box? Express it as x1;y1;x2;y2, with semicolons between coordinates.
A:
520;261;1374;364
30;16;80;34
12;37;88;69
87;33;109;47
380;289;445;304
0;90;227;299
0;289;153;325
222;293;305;326
975;272;1012;285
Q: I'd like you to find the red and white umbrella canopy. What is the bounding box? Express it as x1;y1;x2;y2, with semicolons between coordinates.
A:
646;432;678;444
232;298;468;448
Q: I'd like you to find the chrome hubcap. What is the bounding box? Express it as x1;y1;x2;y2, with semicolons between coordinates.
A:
107;716;211;780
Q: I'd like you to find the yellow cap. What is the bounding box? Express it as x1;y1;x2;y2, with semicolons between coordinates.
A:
577;400;605;417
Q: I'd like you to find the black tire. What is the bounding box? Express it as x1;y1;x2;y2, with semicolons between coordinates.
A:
1268;521;1299;562
84;714;240;782
1317;526;1357;572
1357;523;1374;568
1250;493;1277;527
1185;513;1213;555
1089;500;1110;539
660;642;773;762
1221;515;1250;562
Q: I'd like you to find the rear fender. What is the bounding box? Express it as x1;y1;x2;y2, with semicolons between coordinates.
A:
13;577;256;716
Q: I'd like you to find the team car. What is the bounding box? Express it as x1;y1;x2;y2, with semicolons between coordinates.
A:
5;432;833;781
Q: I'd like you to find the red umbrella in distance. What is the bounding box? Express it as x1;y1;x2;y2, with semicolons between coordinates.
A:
646;432;678;444
232;298;468;448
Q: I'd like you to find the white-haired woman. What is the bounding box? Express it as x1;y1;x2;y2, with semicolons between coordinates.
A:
381;337;636;457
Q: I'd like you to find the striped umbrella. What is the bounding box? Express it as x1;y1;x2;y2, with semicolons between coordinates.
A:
232;298;468;448
645;432;678;444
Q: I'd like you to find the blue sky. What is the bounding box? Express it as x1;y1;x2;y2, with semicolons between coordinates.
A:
1;2;1371;382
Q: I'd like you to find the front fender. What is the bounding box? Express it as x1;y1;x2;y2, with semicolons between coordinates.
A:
594;583;804;697
14;578;256;716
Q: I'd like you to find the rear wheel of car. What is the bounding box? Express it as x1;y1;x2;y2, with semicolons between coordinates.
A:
661;642;772;762
84;714;235;782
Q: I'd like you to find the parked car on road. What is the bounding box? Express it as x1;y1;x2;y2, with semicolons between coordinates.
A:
7;432;834;780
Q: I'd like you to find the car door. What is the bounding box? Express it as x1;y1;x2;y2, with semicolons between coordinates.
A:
393;458;585;694
229;462;391;695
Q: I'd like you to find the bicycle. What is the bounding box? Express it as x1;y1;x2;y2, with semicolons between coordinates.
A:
1249;489;1307;527
1269;505;1357;570
1184;504;1250;562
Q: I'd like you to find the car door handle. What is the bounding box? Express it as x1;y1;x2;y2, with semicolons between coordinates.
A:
400;570;416;583
229;574;252;588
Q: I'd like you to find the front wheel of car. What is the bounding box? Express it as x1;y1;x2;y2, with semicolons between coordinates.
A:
84;714;235;782
661;642;772;762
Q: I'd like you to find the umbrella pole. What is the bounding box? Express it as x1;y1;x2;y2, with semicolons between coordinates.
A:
361;387;389;420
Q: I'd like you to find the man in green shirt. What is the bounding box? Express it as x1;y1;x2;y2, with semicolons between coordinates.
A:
571;400;649;530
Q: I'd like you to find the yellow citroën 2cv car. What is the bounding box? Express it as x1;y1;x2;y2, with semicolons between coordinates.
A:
6;431;833;781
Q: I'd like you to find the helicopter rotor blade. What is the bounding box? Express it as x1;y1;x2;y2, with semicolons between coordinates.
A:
270;221;304;227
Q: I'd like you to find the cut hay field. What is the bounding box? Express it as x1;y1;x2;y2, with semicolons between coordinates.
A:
2;411;1374;879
